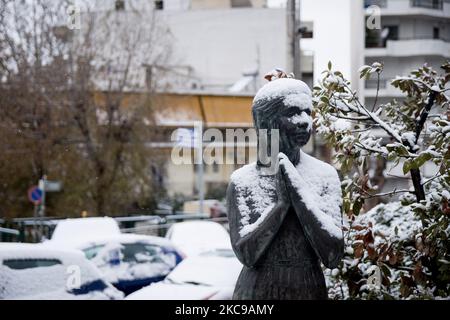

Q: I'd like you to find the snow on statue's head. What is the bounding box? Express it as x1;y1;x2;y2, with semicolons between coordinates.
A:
252;69;313;166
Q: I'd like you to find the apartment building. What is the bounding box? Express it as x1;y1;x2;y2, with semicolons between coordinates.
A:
364;0;450;106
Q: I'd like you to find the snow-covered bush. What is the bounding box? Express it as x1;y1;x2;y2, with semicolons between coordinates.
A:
314;61;450;299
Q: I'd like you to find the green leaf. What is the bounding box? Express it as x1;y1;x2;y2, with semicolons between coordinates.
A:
352;197;363;216
413;152;433;169
328;61;332;71
320;96;329;104
403;159;413;174
386;144;409;157
359;66;370;79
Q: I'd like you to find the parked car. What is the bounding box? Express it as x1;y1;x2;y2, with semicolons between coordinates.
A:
126;249;242;300
165;221;231;257
0;243;123;300
46;232;184;295
49;217;121;248
182;200;226;218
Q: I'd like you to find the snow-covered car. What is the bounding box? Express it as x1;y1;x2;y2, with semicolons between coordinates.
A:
0;243;123;300
125;249;242;300
46;233;184;295
49;217;121;248
165;221;232;257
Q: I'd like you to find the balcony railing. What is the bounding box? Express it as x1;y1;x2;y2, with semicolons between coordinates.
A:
410;0;443;10
365;0;445;10
366;35;450;48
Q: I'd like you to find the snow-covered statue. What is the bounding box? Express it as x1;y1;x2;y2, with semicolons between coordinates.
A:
226;70;344;300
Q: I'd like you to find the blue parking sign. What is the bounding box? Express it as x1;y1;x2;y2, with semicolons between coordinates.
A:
28;186;43;204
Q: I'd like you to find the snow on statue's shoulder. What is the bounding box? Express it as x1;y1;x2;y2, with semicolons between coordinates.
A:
230;163;277;238
253;78;312;111
229;162;258;187
288;151;343;239
297;151;340;185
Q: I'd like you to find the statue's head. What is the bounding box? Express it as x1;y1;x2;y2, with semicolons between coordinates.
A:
252;77;313;163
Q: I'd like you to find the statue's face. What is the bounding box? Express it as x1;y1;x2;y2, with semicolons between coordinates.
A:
277;106;312;148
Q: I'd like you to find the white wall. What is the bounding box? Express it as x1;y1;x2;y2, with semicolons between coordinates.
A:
301;0;364;91
163;1;363;92
162;8;287;91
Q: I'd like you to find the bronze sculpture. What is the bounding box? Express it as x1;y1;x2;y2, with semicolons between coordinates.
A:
227;72;344;300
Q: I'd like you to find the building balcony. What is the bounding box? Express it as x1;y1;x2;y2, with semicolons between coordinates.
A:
365;0;450;18
411;0;444;10
365;38;450;57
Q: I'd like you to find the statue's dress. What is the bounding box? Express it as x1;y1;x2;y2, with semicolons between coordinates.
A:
227;151;344;300
232;208;327;299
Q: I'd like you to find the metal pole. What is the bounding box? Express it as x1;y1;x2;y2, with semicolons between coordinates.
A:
37;175;46;242
295;0;302;80
195;122;204;214
286;0;301;79
286;0;295;74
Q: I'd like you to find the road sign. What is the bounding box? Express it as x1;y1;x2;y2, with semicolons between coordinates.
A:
28;186;43;205
43;180;62;192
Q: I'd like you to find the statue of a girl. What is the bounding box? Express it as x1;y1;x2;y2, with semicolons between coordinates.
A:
227;70;344;300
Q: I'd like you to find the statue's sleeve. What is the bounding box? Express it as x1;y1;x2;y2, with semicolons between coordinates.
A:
226;182;289;268
281;160;344;268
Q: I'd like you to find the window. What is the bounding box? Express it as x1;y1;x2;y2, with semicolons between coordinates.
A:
83;245;104;260
115;0;125;11
122;243;166;264
299;22;314;39
231;0;252;7
83;243;175;266
366;28;381;48
3;259;61;270
154;0;163;10
382;25;399;46
364;0;387;8
433;27;440;39
411;0;443;10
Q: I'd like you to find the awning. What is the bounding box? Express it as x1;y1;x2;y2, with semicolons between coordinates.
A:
153;94;203;127
201;95;253;127
154;93;254;128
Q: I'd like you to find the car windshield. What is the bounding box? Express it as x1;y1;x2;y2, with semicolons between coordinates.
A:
3;259;61;270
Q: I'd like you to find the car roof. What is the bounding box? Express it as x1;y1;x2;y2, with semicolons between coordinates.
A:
166;221;231;256
50;217;121;243
0;243;88;263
